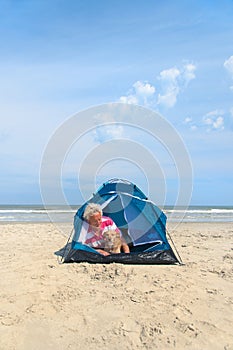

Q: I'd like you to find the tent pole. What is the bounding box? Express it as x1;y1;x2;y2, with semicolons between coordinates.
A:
166;229;185;265
58;228;74;264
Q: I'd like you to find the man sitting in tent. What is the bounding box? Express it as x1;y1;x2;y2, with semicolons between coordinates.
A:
83;203;130;256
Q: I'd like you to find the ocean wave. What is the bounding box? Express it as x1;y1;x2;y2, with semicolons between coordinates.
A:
0;206;232;223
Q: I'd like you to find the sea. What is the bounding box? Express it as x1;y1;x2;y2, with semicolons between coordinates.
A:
0;205;233;223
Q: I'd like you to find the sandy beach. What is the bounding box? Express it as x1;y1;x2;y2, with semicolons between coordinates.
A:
0;222;232;350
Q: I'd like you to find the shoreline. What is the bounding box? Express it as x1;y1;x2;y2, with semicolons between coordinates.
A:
0;222;233;349
1;220;233;224
1;205;233;225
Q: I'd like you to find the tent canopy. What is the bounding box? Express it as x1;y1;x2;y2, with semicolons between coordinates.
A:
64;179;179;264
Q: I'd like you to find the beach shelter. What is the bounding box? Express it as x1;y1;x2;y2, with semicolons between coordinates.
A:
63;179;179;264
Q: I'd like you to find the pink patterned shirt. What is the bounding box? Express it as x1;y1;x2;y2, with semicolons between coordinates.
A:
85;216;120;248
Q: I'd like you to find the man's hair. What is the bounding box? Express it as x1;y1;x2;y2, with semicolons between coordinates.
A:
83;203;103;221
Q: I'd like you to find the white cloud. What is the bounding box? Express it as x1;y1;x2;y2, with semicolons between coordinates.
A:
213;116;224;129
184;117;192;123
157;88;179;108
159;67;180;81
224;56;233;92
119;94;139;105
183;63;196;85
203;110;224;131
205;109;225;117
119;80;156;107
133;81;156;97
157;67;180;108
94;124;124;144
157;64;196;108
203;117;212;125
119;62;196;109
224;55;233;76
183;116;197;131
185;109;228;133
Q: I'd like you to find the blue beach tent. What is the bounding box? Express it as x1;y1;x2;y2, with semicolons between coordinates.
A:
64;179;179;264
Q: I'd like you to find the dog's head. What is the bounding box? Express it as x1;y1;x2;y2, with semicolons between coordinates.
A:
103;230;120;244
103;230;122;254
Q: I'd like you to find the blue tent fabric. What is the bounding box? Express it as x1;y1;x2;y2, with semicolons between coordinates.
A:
64;179;179;264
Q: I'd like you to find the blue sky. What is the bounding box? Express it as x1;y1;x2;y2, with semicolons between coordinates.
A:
0;0;233;205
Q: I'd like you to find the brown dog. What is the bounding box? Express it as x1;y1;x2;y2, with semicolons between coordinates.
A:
103;230;122;254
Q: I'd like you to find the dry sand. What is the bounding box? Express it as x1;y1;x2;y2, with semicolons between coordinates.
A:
0;222;232;350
